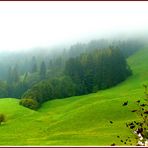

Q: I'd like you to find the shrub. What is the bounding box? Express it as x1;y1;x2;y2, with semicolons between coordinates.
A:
22;76;76;104
20;98;39;110
0;113;6;125
22;80;53;103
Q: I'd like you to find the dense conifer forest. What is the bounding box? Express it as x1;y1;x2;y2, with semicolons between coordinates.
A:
0;39;144;109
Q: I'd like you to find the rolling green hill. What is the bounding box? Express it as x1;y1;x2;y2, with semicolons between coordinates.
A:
0;47;148;146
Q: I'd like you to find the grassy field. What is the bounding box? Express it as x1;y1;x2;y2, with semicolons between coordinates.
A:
0;47;148;146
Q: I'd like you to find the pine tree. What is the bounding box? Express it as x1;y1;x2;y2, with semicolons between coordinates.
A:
7;66;13;84
40;61;46;79
30;56;37;73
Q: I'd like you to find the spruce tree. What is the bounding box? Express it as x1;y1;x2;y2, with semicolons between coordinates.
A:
30;56;37;73
40;61;46;80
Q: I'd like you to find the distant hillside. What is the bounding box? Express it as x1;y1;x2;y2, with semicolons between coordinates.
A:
0;47;148;145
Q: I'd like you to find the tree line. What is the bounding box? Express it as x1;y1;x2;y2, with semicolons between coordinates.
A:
21;46;132;109
0;38;144;109
65;47;132;94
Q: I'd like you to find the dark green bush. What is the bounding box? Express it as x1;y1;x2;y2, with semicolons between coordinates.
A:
22;76;76;104
0;113;6;125
20;98;39;110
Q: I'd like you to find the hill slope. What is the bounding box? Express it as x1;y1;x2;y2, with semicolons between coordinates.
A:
0;47;148;146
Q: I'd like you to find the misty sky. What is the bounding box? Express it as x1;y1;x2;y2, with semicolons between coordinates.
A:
0;1;148;52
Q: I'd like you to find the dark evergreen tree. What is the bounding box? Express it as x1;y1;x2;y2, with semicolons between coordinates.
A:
30;56;37;73
12;64;19;84
40;61;46;79
7;66;13;84
0;80;8;98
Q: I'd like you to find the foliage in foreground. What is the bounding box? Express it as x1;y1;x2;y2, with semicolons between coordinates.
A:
112;85;148;146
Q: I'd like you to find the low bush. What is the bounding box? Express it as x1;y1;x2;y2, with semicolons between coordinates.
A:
20;98;39;110
0;113;6;125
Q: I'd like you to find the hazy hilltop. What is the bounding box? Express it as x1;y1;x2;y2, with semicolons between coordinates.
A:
0;36;145;81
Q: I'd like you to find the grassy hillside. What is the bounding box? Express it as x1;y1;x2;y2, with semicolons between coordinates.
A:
0;47;148;146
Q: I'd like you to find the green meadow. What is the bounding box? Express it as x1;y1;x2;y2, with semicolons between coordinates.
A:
0;47;148;146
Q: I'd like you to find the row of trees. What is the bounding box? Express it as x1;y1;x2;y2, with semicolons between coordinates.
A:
0;38;143;81
0;60;47;98
65;47;132;95
20;46;132;109
0;38;143;109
